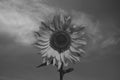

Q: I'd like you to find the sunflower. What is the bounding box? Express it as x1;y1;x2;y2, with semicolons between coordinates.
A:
34;14;87;69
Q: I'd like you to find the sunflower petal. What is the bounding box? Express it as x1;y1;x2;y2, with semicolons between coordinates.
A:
58;61;62;69
65;53;74;63
61;53;68;66
35;32;50;42
63;50;74;63
65;16;71;26
78;48;86;54
40;47;49;55
71;54;80;62
61;53;65;64
72;39;87;46
71;43;80;48
34;42;49;47
42;47;51;57
47;60;50;65
71;32;85;39
36;40;49;45
62;16;71;31
34;43;49;49
42;52;47;57
34;31;41;38
45;48;54;58
68;54;79;62
53;58;56;66
52;15;61;31
42;58;46;63
41;21;54;32
68;54;76;63
70;46;79;53
71;25;85;33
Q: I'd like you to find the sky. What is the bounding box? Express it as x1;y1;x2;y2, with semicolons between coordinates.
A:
0;0;120;80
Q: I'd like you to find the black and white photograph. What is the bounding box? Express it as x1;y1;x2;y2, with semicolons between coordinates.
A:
0;0;120;80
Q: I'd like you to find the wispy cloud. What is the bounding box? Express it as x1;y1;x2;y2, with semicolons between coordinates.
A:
101;35;120;48
0;0;55;45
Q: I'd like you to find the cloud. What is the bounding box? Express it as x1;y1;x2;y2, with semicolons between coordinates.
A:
0;0;55;45
101;36;120;48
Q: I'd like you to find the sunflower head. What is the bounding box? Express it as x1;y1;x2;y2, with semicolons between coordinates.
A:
34;14;87;69
50;30;71;53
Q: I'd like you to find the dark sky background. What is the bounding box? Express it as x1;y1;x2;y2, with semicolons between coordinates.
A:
0;0;120;80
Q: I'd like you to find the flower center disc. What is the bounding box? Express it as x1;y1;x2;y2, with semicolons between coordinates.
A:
50;31;71;53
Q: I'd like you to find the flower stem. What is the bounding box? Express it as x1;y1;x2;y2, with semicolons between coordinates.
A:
59;63;64;80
